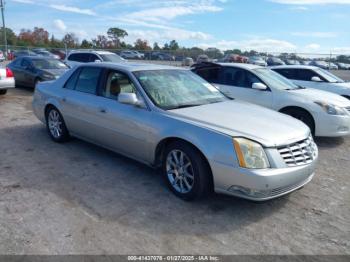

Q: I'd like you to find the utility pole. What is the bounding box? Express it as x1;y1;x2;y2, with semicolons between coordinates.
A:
0;0;7;59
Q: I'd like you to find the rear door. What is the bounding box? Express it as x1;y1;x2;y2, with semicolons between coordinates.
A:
59;66;104;142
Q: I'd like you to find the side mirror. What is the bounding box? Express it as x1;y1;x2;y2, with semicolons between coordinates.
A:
252;82;268;90
118;93;144;107
311;76;322;82
94;59;102;63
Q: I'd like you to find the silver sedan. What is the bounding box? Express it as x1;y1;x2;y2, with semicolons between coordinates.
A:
32;63;318;201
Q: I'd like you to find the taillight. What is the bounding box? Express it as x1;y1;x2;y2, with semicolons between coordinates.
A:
6;67;14;78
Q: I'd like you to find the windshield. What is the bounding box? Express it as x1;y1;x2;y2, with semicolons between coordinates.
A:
99;54;124;62
133;69;228;110
314;68;344;83
32;59;68;70
254;68;299;90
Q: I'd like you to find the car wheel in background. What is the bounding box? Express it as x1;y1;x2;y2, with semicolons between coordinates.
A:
281;108;315;136
0;89;7;95
45;106;70;143
162;141;211;201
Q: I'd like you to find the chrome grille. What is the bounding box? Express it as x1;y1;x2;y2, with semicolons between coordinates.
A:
278;136;317;167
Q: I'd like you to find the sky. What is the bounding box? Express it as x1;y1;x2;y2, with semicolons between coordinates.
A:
5;0;350;54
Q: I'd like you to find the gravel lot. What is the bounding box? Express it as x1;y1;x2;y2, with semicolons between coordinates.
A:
0;81;350;255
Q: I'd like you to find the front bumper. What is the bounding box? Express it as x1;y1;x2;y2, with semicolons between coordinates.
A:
0;78;15;90
314;112;350;137
211;155;318;201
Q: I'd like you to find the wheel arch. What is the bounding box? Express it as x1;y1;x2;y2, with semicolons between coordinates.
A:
279;105;316;131
154;137;214;191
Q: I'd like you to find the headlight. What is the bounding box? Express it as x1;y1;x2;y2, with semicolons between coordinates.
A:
314;101;347;116
233;138;270;169
43;74;55;79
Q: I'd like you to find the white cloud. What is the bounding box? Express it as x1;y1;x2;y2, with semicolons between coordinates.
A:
291;32;338;38
199;38;297;52
269;0;350;5
11;0;34;3
50;4;96;16
305;43;321;50
53;19;66;32
290;6;309;10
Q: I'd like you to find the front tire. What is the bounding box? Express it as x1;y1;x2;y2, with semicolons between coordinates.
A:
282;108;315;136
45;107;70;143
162;141;211;201
0;89;7;95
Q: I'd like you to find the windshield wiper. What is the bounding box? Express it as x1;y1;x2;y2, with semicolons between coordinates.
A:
168;103;204;110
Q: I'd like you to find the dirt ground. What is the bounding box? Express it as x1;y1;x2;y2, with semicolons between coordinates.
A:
0;87;349;255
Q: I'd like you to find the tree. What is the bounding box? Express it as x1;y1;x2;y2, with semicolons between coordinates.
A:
134;39;151;50
50;35;64;48
63;33;78;48
92;35;110;49
169;40;179;50
81;39;93;49
153;42;160;50
32;27;49;46
107;27;128;48
0;27;17;46
18;29;34;45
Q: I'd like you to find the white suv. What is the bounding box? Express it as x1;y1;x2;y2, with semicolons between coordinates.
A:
192;63;350;137
64;51;125;67
271;65;350;100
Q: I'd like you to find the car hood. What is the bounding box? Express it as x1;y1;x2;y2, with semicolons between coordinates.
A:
333;82;350;89
41;69;68;77
168;100;309;147
288;88;350;107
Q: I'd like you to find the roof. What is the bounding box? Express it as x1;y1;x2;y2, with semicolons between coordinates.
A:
80;62;185;72
217;62;262;70
269;65;319;70
68;50;115;55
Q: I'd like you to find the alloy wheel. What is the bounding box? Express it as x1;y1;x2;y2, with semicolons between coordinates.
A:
166;150;195;194
48;109;63;139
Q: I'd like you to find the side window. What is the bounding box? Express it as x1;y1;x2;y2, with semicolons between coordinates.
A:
89;54;100;62
75;67;102;94
221;67;251;88
64;69;80;90
21;59;31;68
195;67;221;84
274;69;296;79
296;69;319;81
102;71;136;99
245;71;263;88
68;53;80;62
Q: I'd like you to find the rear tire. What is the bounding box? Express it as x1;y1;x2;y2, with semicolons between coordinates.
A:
162;141;211;201
281;108;315;136
45;107;70;143
0;89;7;95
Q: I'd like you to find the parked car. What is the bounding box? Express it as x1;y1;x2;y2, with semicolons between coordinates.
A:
144;52;175;61
223;54;248;63
33;50;60;60
301;61;312;66
328;62;339;70
267;57;285;66
310;60;329;70
65;51;125;67
8;57;70;88
192;62;350;137
248;56;267;67
0;51;5;62
120;50;144;59
182;57;194;66
197;54;210;63
271;65;350;100
32;63;318;201
284;59;300;65
0;67;15;95
50;49;66;60
13;50;38;59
